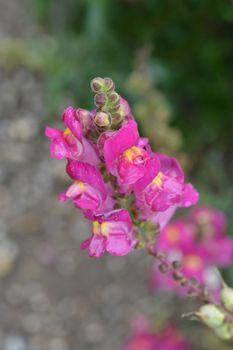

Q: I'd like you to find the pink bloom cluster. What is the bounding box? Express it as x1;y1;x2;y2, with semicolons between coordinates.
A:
45;80;198;258
123;315;188;350
151;206;233;294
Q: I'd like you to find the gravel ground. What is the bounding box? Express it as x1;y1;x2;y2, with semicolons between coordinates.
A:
0;1;163;349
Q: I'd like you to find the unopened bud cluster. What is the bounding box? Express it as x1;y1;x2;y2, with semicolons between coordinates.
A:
196;284;233;340
91;77;126;129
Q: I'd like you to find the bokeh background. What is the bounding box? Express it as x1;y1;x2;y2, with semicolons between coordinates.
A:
0;0;232;349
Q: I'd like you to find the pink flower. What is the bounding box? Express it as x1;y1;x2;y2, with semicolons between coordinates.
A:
45;106;99;165
103;118;151;187
59;160;114;215
157;325;189;350
189;206;233;267
123;331;158;350
81;209;136;257
156;219;194;251
123;315;188;350
150;206;233;295
76;107;94;134
134;154;199;228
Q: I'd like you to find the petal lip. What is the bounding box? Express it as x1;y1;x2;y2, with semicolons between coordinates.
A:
81;235;107;258
104;118;139;174
45;126;63;139
66;160;107;199
62;106;83;140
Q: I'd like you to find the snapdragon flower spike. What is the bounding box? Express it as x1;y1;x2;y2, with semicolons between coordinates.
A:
45;107;99;165
103;118;151;187
134;153;199;228
59;160;114;215
80;209;135;257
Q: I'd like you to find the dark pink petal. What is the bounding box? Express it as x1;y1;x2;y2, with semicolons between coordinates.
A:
104;119;139;174
66;161;107;199
58;191;68;202
104;209;133;230
83;235;107;258
80;237;91;250
76;108;94;134
45;126;63;139
180;183;199;207
80;137;100;165
73;188;101;211
117;161;146;185
146;177;183;211
149;205;177;229
107;234;133;256
157;153;184;182
137;137;149;148
62;106;82;140
50;138;70;159
134;157;161;195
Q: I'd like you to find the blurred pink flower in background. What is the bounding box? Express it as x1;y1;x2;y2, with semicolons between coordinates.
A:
123;315;188;350
151;206;233;295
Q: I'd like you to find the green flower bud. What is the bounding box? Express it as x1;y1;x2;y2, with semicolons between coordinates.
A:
94;112;111;128
197;304;225;328
108;92;120;105
109;104;121;114
90;77;105;92
111;112;123;124
94;93;107;108
104;77;115;92
214;324;233;341
221;286;233;313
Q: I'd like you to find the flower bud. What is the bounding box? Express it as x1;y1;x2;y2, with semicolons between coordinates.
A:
94;111;111;128
172;271;183;281
94;93;107;108
221;286;233;313
214;324;233;341
104;77;115;92
76;109;93;133
172;260;181;269
90;77;105;92
197;304;225;328
108;92;120;105
180;278;189;287
109;104;121;114
159;263;169;273
156;251;168;259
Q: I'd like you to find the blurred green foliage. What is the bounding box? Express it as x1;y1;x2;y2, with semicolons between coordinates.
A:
31;0;233;145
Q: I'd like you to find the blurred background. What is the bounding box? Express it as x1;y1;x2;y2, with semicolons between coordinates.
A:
0;0;232;349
